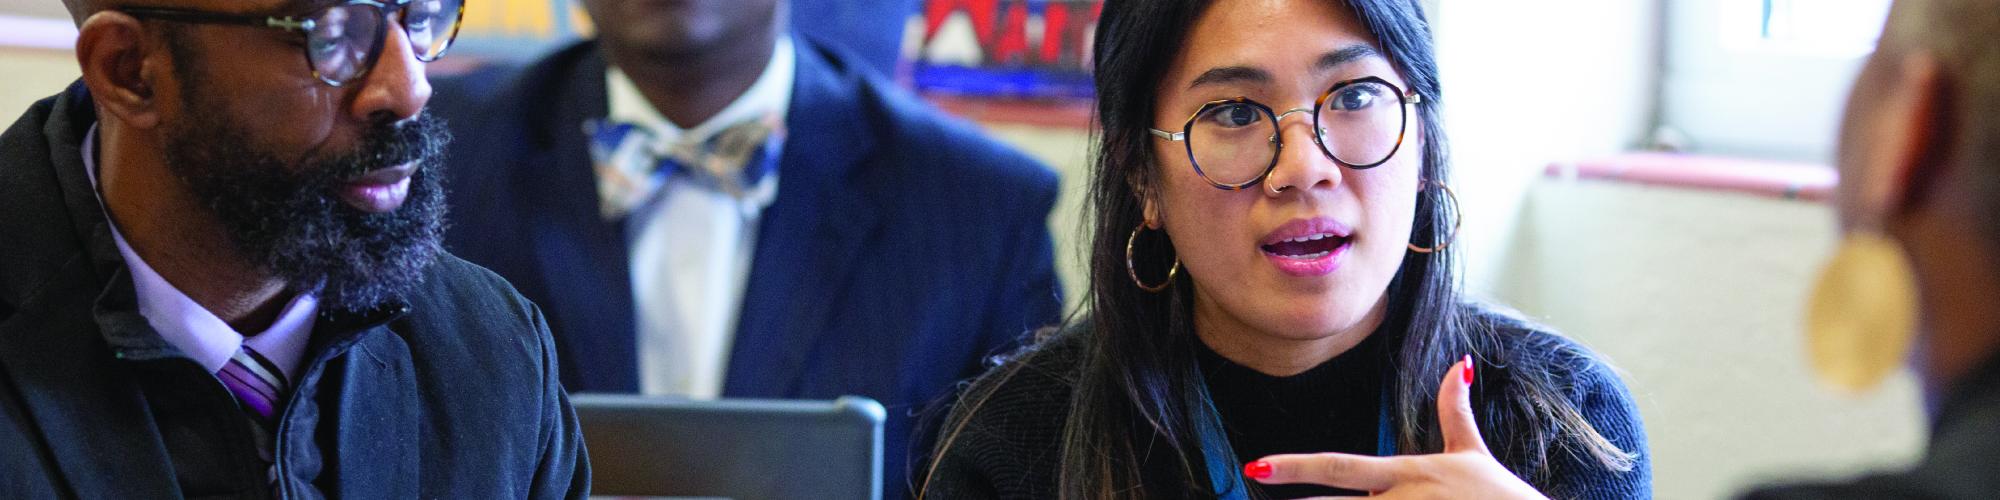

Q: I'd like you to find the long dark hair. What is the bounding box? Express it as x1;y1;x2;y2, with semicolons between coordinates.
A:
924;0;1634;498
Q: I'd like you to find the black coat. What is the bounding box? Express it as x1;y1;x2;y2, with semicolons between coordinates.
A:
0;83;589;499
1741;353;2000;499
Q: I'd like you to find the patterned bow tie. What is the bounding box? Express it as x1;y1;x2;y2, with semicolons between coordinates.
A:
586;114;785;219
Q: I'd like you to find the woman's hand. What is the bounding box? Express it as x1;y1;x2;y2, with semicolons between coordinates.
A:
1243;355;1546;499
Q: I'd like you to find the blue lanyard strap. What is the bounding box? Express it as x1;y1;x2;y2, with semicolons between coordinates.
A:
1196;383;1252;500
1377;382;1398;456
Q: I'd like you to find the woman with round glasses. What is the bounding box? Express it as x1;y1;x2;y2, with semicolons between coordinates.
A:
918;0;1649;498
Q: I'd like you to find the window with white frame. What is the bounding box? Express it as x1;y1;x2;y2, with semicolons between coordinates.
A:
1729;0;1892;55
1660;0;1890;162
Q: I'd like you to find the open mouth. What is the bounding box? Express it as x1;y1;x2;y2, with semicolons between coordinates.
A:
1259;218;1354;276
1261;232;1350;259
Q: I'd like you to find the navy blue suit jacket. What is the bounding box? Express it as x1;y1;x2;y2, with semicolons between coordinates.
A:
430;37;1064;496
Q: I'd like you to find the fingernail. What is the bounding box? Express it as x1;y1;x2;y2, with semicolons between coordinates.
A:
1461;354;1475;385
1244;460;1273;479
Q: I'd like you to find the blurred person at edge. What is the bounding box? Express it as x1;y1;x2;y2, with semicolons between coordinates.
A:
1745;0;2000;497
0;0;588;497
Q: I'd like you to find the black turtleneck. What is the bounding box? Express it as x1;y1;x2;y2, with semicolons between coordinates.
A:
1742;351;2000;499
921;310;1654;500
1199;333;1387;499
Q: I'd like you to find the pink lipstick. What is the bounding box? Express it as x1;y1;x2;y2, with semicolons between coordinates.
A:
1259;217;1353;277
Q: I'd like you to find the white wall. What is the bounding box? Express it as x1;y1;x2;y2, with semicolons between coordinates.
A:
0;13;80;119
1660;0;1885;163
1496;179;1924;499
1429;0;1663;295
0;0;69;20
0;46;77;117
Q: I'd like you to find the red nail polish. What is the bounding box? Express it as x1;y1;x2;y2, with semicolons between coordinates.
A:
1244;460;1273;480
1461;354;1475;385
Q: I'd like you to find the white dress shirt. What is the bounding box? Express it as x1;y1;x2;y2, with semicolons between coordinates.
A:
606;36;797;398
81;125;319;381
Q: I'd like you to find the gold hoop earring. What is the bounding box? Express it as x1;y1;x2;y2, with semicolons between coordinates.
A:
1408;180;1462;254
1127;223;1182;293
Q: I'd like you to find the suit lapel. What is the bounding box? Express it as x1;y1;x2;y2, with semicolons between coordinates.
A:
723;40;884;397
515;42;640;392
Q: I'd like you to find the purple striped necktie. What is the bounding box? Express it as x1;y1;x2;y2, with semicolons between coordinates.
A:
217;345;289;465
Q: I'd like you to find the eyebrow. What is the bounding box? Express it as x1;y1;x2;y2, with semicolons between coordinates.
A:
1185;44;1383;90
1186;66;1271;89
1315;45;1381;72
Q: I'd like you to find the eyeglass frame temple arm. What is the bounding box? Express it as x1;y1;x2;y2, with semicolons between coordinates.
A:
268;0;404;32
119;8;284;28
122;0;414;33
265;17;318;31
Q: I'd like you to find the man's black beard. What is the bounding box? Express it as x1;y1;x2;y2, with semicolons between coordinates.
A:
161;104;452;312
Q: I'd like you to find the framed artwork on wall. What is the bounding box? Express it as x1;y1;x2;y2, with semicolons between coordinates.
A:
905;0;1101;101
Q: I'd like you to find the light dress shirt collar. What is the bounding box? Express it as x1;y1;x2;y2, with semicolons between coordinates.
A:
607;36;796;399
81;124;319;379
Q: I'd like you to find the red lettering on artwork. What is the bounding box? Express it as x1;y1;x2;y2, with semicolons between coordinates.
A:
920;0;1104;69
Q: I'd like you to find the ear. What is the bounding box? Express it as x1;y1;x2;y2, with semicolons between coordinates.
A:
75;11;163;130
1874;53;1952;220
1126;170;1165;228
1139;188;1163;229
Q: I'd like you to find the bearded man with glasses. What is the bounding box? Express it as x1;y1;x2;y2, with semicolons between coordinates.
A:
0;1;589;497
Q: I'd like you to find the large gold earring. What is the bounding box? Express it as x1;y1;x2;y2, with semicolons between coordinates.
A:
1408;180;1461;254
1127;223;1182;293
1805;232;1918;394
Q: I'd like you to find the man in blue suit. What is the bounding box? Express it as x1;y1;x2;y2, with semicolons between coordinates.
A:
429;0;1063;495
